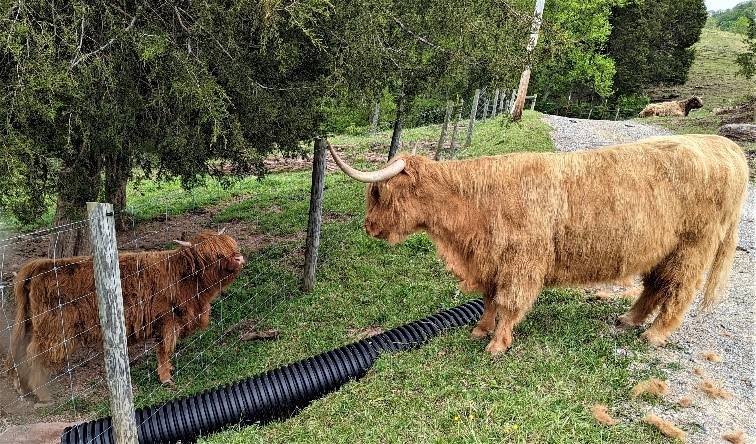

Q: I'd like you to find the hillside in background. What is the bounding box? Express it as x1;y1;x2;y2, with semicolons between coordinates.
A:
646;27;755;108
708;1;755;33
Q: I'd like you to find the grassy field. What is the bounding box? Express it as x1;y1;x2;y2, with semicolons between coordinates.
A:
49;112;667;443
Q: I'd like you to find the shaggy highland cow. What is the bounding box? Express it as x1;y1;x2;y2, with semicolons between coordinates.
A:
328;135;748;355
638;96;703;117
6;230;244;403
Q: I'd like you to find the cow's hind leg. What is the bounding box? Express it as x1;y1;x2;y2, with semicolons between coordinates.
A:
471;289;495;339
617;270;667;328
627;242;709;346
24;339;65;405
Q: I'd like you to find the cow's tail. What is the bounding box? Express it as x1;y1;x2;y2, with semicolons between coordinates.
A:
5;264;36;380
700;215;741;312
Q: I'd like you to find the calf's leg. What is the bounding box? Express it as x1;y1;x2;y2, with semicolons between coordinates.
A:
156;323;179;384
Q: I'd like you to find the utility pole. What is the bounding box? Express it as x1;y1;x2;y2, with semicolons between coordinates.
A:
511;0;545;121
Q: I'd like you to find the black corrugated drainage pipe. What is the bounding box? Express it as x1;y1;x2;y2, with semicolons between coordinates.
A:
61;298;484;444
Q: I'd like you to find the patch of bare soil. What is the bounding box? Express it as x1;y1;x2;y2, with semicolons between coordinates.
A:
714;97;756;125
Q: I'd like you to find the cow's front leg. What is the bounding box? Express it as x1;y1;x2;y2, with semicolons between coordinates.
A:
485;281;539;354
471;289;495;339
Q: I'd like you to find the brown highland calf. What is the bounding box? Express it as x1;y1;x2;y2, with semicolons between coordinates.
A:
6;231;245;403
638;96;703;117
328;134;748;355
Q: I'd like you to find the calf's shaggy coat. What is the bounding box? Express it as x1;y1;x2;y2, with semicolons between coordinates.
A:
638;96;703;117
6;231;244;403
329;135;748;355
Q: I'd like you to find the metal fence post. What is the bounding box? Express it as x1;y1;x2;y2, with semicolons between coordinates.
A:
87;202;138;444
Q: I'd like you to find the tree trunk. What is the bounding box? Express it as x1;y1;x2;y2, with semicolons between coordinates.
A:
104;148;133;231
388;98;404;160
49;141;102;258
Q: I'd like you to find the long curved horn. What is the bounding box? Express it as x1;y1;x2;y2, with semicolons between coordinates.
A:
326;141;405;183
217;227;226;235
174;240;193;248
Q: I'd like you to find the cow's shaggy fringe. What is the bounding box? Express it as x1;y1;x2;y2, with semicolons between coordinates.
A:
340;134;749;354
632;378;669;398
590;404;617;426
677;396;693;408
698;379;733;400
644;413;687;441
5;231;244;403
722;429;746;444
638;96;703;117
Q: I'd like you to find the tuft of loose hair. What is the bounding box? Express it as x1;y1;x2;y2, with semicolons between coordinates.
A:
591;404;617;426
632;378;669;398
644;413;686;441
676;397;693;408
701;351;722;363
722;429;746;444
693;366;705;376
593;291;612;300
619;287;641;301
698;379;733;400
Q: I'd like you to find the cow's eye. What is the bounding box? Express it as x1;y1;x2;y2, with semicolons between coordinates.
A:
370;186;380;203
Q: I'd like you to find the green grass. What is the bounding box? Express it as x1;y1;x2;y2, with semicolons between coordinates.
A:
54;111;669;443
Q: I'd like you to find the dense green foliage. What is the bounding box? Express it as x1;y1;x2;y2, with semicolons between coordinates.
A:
534;0;707;113
0;0;331;229
0;0;712;237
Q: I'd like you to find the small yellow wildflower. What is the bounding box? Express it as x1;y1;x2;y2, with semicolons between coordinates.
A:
468;414;475;420
512;424;519;431
453;415;460;422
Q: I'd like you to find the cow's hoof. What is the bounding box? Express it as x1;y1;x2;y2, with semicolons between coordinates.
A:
470;326;490;339
484;341;509;355
640;330;667;347
617;314;641;328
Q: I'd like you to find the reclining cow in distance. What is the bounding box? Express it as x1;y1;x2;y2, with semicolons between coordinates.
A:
327;135;748;355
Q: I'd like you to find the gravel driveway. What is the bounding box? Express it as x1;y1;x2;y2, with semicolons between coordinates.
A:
543;115;755;444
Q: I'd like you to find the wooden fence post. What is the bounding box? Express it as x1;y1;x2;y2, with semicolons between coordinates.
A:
448;99;463;159
435;101;452;161
465;88;480;147
303;138;326;292
491;88;500;118
87;202;138;444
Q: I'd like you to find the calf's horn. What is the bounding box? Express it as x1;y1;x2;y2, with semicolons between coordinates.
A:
174;240;192;248
326;141;405;183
